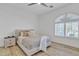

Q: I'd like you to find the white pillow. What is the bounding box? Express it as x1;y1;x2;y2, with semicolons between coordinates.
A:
29;31;38;37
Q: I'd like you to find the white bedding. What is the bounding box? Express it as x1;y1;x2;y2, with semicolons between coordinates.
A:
17;36;51;55
20;37;41;50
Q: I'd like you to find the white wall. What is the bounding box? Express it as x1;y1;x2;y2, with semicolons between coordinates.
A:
39;4;79;48
0;6;38;47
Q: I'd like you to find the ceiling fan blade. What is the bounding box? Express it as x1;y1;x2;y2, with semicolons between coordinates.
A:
41;3;48;7
27;3;37;6
49;5;53;8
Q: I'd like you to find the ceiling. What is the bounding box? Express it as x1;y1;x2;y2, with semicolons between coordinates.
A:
0;3;70;15
25;3;70;15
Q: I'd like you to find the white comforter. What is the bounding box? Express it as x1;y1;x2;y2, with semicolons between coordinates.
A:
18;36;51;51
21;37;40;50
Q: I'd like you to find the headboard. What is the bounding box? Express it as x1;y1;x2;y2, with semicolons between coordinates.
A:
15;29;34;38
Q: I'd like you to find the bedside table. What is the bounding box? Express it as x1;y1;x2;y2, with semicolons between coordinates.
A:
4;37;16;48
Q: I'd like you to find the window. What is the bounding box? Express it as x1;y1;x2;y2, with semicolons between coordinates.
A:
66;22;78;38
55;23;64;36
55;13;79;38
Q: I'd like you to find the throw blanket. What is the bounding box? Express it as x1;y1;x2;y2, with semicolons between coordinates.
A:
40;36;50;52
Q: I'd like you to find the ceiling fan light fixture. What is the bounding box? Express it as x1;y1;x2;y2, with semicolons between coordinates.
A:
37;3;41;4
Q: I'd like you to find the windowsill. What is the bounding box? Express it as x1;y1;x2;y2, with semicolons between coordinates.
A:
54;35;79;40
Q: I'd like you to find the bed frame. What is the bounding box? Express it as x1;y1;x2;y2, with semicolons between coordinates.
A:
15;29;41;56
17;41;40;56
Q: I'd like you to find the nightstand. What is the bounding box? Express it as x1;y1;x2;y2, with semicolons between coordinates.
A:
4;37;16;48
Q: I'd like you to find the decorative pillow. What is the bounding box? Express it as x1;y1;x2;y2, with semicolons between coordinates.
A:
24;32;29;36
19;31;29;37
29;31;37;37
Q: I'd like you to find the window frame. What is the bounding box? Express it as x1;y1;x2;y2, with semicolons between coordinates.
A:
54;13;79;39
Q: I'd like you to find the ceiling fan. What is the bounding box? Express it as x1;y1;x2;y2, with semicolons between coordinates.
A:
27;3;53;8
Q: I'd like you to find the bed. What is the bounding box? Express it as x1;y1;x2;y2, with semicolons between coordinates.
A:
17;37;41;56
15;29;51;56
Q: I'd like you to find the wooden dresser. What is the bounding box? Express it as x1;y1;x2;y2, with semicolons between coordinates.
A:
4;37;16;48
